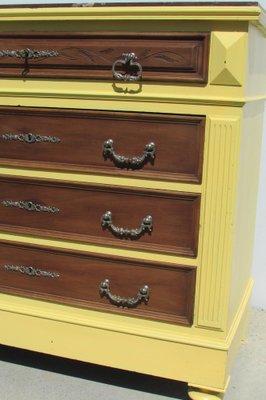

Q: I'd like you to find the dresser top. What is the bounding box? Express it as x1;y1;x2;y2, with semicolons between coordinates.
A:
0;1;262;8
0;0;264;6
0;1;265;34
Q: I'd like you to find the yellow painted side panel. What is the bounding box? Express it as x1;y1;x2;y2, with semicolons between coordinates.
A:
226;279;253;377
229;101;265;326
245;24;266;98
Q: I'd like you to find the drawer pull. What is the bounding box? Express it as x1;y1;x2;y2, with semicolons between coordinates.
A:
101;211;153;239
112;52;142;81
1;200;60;214
99;278;149;308
2;264;60;278
1;132;61;144
0;48;59;60
103;139;156;169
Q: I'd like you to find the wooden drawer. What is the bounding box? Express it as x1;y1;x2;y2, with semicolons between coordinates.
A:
0;32;210;82
0;177;200;257
0;241;196;325
0;107;205;183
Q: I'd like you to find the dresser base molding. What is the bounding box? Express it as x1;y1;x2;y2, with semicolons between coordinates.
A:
0;305;232;391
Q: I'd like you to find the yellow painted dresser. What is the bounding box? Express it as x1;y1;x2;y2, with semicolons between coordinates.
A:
0;3;265;399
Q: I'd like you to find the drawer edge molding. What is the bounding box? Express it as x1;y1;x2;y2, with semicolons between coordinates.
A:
0;232;198;267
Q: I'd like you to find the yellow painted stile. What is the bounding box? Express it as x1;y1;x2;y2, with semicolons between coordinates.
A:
197;115;241;331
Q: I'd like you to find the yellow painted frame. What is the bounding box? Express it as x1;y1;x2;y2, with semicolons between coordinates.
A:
0;4;265;399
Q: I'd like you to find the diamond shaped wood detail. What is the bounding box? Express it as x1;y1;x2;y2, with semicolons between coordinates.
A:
210;32;247;86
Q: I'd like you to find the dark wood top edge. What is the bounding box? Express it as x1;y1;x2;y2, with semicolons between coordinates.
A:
0;31;209;37
0;2;259;9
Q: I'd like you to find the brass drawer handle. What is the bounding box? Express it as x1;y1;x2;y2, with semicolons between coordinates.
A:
2;264;60;278
1;200;60;214
112;52;142;81
1;132;61;144
0;48;59;60
99;279;149;308
101;211;153;239
103;139;155;169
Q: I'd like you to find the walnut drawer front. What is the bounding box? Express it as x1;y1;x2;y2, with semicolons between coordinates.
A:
0;32;209;82
0;108;205;184
0;177;200;257
0;241;196;325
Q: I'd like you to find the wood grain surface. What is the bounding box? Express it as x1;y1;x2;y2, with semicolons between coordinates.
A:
0;176;201;256
0;107;205;183
0;240;196;324
0;32;210;82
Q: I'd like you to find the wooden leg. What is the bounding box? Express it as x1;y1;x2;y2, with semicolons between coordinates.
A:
188;387;224;400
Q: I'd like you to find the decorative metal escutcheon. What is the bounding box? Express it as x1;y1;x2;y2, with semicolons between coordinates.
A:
101;211;153;239
103;139;156;169
1;200;60;214
0;48;59;60
1;132;61;144
2;264;60;278
112;52;143;81
99;278;149;308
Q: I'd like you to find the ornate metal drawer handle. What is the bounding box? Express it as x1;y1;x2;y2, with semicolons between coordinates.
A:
103;139;155;169
101;211;153;239
1;132;61;144
1;200;60;214
0;49;59;60
112;52;142;81
99;279;149;308
2;264;59;278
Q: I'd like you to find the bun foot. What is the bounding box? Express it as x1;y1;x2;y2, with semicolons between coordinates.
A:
188;388;224;400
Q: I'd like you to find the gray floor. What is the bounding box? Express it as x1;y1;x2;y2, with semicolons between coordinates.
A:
0;308;265;400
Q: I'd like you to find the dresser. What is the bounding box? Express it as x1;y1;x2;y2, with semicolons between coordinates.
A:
0;3;265;399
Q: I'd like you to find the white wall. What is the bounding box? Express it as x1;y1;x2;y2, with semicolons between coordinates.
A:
0;0;265;309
